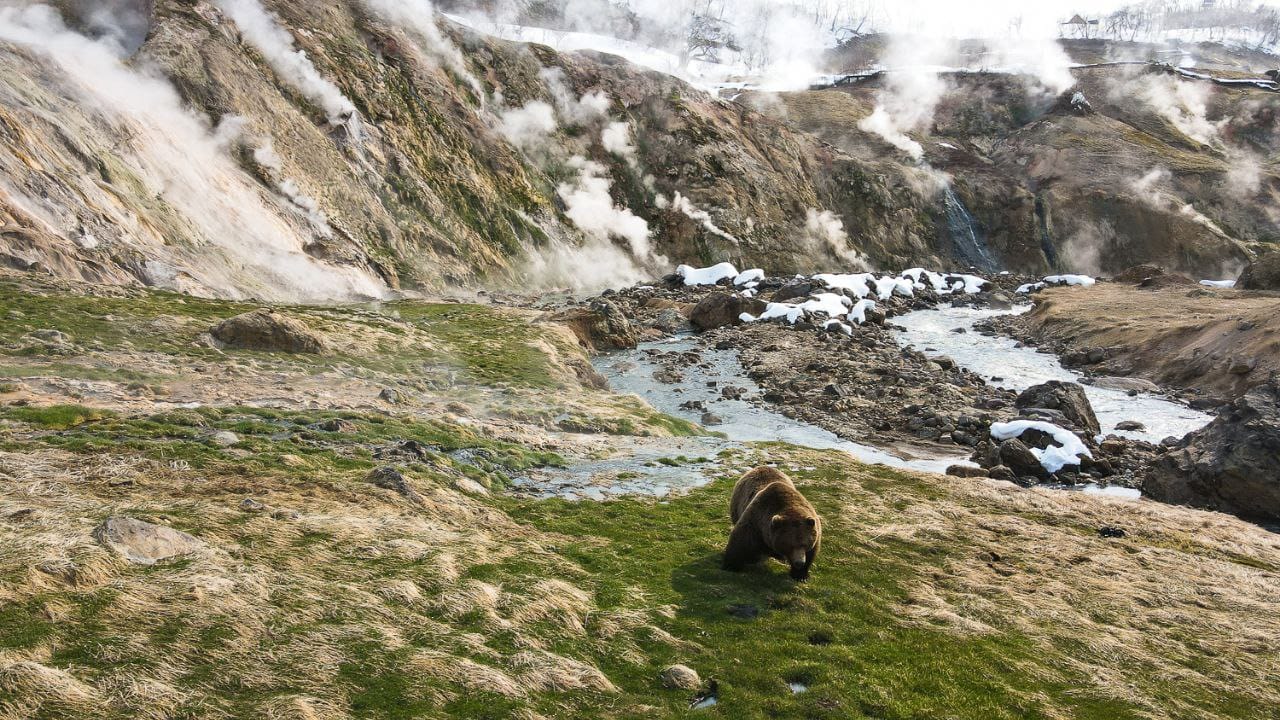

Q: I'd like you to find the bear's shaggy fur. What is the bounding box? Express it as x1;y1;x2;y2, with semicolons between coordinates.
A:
723;466;821;581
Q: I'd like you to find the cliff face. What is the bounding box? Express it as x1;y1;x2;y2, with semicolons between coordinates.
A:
0;2;1275;301
0;1;948;301
770;63;1278;278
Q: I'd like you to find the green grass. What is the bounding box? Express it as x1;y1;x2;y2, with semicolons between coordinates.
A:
490;460;1250;720
4;404;115;430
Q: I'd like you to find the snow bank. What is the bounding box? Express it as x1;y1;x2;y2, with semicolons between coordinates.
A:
990;420;1092;474
1199;279;1236;288
733;269;765;286
677;262;738;286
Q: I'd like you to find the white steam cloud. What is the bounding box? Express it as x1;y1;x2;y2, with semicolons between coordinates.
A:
559;156;655;261
0;5;383;301
497;100;558;151
211;0;360;134
803;208;868;270
359;0;484;101
656;192;739;245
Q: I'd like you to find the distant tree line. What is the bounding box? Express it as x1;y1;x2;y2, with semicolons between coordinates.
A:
1067;1;1280;50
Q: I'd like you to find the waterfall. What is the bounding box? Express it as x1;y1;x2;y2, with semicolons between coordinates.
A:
942;186;999;272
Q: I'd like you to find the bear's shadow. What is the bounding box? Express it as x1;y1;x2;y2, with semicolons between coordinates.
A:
670;550;802;624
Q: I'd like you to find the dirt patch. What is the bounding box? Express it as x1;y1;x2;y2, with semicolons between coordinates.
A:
998;283;1280;400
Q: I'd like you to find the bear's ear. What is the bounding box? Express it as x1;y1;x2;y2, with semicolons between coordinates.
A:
805;518;816;528
770;514;785;527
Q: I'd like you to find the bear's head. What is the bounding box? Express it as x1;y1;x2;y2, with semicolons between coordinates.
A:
771;512;819;580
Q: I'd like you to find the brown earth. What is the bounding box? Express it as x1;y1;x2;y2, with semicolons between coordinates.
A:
999;283;1280;400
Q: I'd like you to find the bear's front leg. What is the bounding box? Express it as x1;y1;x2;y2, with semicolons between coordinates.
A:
722;524;763;572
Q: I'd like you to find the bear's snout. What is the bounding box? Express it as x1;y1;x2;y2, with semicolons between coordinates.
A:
789;562;809;581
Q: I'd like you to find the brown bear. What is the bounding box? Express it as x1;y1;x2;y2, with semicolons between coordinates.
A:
723;466;821;581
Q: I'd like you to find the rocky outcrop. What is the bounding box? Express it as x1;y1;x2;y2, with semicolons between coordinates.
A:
1238;252;1280;291
211;310;329;354
1015;381;1101;435
550;299;637;351
1144;382;1280;522
93;516;204;565
689;293;767;331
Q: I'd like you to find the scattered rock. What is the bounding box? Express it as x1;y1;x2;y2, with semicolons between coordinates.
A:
699;411;723;426
661;665;701;690
93;516;203;566
1114;420;1146;432
239;498;267;512
210;309;328;354
367;466;426;505
379;387;404;404
550;299;637;350
987;465;1018;483
1015;381;1100;435
946;464;988;478
998;438;1045;479
771;282;813;303
209;430;240;447
1099;526;1127;538
689;293;767;331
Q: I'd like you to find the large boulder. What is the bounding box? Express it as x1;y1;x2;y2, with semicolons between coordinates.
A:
1238;251;1280;291
551;299;637;351
1144;382;1280;522
93;516;203;565
211;309;328;354
1015;381;1100;436
689;293;767;331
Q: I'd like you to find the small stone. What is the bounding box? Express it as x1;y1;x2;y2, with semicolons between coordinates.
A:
1099;526;1127;539
239;498;267;512
945;464;988;478
209;431;240;447
661;665;701;690
379;387;404;404
1114;420;1146;431
700;411;723;426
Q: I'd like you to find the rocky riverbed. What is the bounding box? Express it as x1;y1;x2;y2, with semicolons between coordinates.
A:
556;266;1280;510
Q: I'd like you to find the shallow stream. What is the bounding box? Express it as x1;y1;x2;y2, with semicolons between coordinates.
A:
513;305;1213;501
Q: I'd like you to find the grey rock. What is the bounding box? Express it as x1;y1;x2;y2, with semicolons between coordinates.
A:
209;430;240;447
1015;381;1100;435
210;309;328;354
93;516;203;566
1144;381;1280;522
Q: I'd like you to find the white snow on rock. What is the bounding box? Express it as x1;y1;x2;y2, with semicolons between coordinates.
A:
677;262;738;286
741;293;876;328
1018;274;1096;294
1044;274;1096;287
990;420;1093;474
900;268;990;295
848;299;877;325
733;269;765;286
1199;279;1236;288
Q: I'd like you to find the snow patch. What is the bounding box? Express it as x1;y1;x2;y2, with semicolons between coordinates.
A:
990;420;1092;474
677;262;738;286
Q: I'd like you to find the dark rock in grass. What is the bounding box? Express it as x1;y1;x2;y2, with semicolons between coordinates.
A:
211;309;328;354
367;466;425;505
1099;526;1126;538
